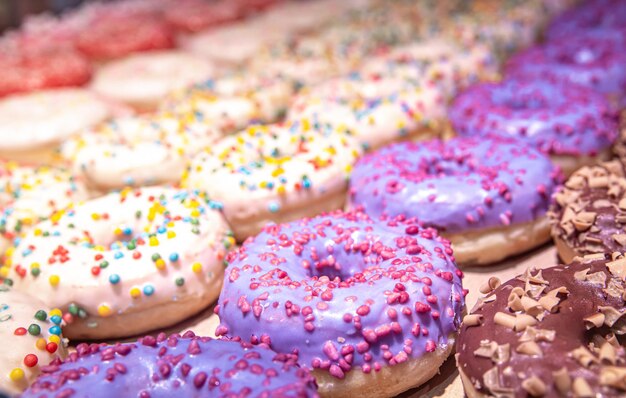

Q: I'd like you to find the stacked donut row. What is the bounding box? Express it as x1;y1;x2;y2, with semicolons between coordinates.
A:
1;0;625;397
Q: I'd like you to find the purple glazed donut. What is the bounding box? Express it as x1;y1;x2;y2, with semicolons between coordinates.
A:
449;79;619;176
505;39;626;108
546;0;626;41
215;210;465;398
21;332;318;398
349;136;561;266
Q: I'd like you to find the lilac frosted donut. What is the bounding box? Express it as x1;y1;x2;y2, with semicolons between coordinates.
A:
505;39;626;108
216;210;465;398
22;332;318;398
546;0;626;41
349;136;561;266
449;79;619;176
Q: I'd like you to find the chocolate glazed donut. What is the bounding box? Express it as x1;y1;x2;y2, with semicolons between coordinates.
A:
456;253;626;398
548;160;626;264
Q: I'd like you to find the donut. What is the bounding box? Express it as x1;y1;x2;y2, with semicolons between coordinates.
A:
456;253;626;398
0;163;90;256
349;136;561;266
164;0;243;34
183;123;361;241
183;20;284;66
215;209;465;398
74;13;175;61
0;89;115;165
90;51;214;112
21;332;319;398
548;160;626;264
0;285;68;395
449;79;619;176
360;39;499;101
505;39;626;108
0;46;91;98
161;73;293;135
255;0;344;36
61;114;217;192
546;0;626;40
3;187;232;339
288;71;448;151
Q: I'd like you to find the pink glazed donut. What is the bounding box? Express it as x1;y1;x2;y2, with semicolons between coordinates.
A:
216;209;465;398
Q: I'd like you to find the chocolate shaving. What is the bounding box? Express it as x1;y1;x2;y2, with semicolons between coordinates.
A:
553;367;572;395
483;366;514;395
521;375;546;397
516;341;543;357
572;377;593;397
571;346;598;368
600;366;626;390
584;313;605;329
607;257;626;281
519;326;556;343
599;342;617;365
598;306;626;334
480;277;501;294
463;314;483;327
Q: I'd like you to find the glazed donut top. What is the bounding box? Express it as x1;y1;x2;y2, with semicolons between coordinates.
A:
0;46;92;98
361;39;498;98
449;79;619;156
0;163;89;249
216;210;465;377
62;114;218;188
90;51;215;106
74;12;175;61
350;136;560;234
549;160;626;258
546;0;626;40
0;285;67;395
0;89;113;151
4;187;232;326
183;123;361;216
22;332;319;398
164;0;243;34
456;253;626;397
289;72;447;150
505;39;626;106
161;74;293;135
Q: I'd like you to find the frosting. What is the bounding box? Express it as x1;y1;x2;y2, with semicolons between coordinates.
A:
505;39;626;107
3;187;232;336
0;46;91;98
0;285;67;395
90;51;215;108
183;123;361;240
62;115;218;190
350;136;560;234
549;160;626;259
361;39;498;99
449;79;619;156
546;0;626;40
457;254;626;397
161;73;293;135
22;333;318;398
183;20;284;65
216;209;465;379
288;72;447;150
164;0;243;34
0;89;112;151
0;164;90;255
75;12;175;61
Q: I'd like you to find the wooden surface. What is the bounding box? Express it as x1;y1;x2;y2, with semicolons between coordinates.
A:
151;243;559;398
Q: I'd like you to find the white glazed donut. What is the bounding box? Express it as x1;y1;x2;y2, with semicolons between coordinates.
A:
90;51;215;112
0;89;114;165
4;187;232;339
161;72;293;135
361;39;499;99
61;114;218;191
0;286;68;395
182;20;284;66
288;72;448;151
183;123;362;241
0;163;90;255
